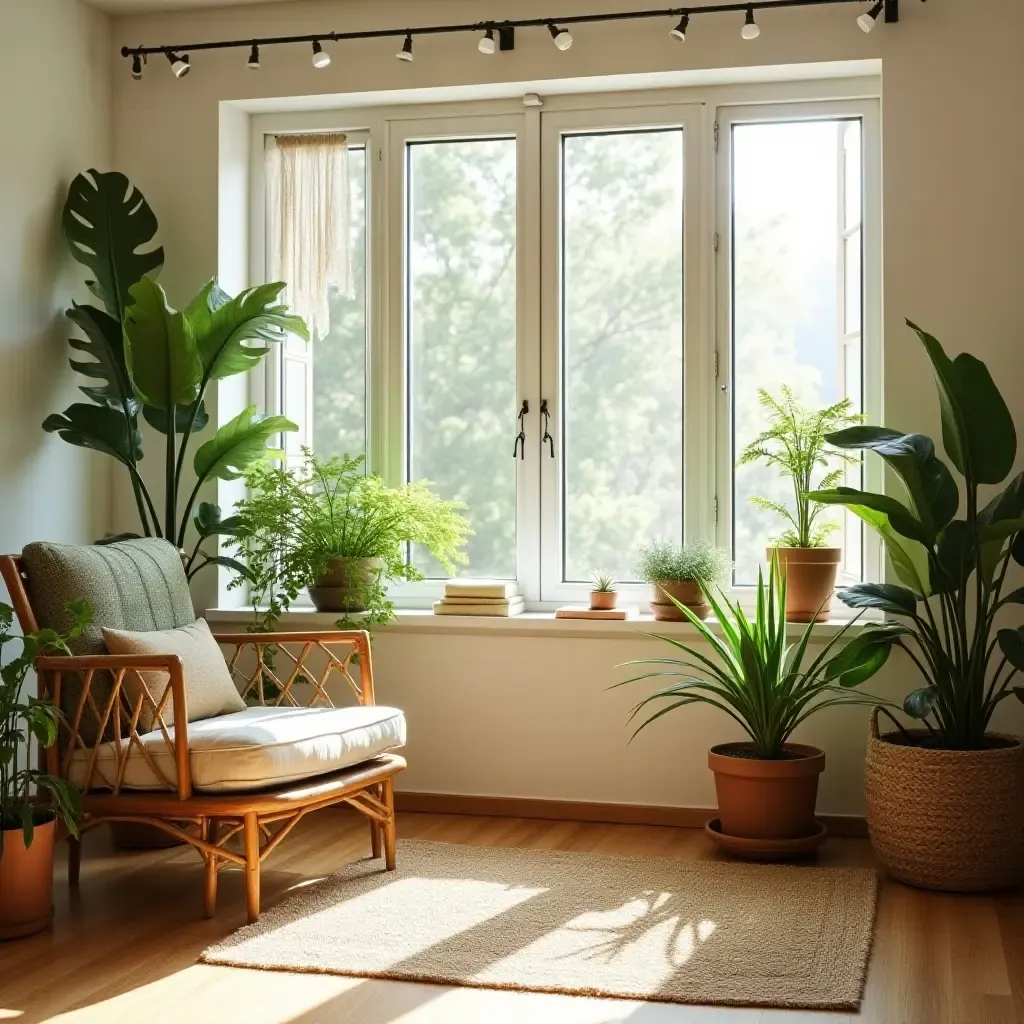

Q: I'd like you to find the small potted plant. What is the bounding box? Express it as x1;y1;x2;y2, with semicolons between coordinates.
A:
233;449;471;629
1;599;91;939
635;539;729;621
738;386;862;622
615;558;899;856
589;571;618;610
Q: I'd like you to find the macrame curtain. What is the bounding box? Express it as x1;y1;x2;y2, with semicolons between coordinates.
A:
266;132;351;340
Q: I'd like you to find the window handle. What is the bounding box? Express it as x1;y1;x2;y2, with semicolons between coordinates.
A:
540;399;555;458
513;399;529;459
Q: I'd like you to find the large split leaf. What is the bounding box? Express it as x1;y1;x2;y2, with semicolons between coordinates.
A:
65;303;134;409
123;277;202;411
193;405;296;484
43;403;143;468
837;582;918;616
61;170;164;320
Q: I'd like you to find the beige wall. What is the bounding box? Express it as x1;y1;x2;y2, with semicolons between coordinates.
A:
0;0;113;576
113;0;1024;814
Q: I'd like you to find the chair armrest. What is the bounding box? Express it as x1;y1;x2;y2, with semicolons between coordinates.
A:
212;631;374;708
35;653;191;801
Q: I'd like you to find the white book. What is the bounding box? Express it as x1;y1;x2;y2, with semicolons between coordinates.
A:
433;598;526;616
444;578;522;599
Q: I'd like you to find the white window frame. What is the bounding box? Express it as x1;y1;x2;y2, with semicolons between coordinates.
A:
244;79;883;614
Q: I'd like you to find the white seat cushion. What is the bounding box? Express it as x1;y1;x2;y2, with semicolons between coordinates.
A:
67;705;406;794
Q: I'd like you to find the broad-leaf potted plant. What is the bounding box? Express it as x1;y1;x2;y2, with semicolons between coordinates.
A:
589;571;618;611
635;539;729;621
1;600;91;939
809;320;1024;891
232;449;471;629
739;387;862;622
615;558;900;857
45;170;304;579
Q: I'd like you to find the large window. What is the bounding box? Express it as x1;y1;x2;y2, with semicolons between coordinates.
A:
261;88;880;608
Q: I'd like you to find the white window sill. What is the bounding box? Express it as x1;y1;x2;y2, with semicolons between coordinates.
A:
205;606;875;641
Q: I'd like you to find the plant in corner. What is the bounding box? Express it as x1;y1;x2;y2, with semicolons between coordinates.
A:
44;170;305;581
635;539;730;622
231;449;471;631
808;319;1024;892
1;600;92;939
589;571;618;611
738;386;862;622
614;558;899;856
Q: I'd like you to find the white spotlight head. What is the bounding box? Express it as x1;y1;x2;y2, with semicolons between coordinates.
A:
478;29;496;54
131;54;143;79
167;51;190;77
858;1;884;32
311;40;331;68
247;43;260;69
548;24;573;51
397;34;414;61
670;14;689;41
741;8;760;39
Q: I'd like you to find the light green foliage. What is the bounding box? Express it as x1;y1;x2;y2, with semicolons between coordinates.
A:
613;560;899;758
590;571;617;593
809;321;1024;749
230;449;471;632
739;386;862;548
1;600;92;855
635;539;730;585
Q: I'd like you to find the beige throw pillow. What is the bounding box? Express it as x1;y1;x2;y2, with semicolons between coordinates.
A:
102;618;246;730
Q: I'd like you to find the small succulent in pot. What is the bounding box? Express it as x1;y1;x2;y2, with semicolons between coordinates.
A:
589;571;618;611
634;539;730;621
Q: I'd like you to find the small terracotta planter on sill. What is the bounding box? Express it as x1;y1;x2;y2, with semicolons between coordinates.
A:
770;546;841;622
648;580;709;622
589;591;618;611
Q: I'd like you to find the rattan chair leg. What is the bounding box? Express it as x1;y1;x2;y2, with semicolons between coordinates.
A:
382;778;396;871
203;819;219;918
244;812;261;923
370;783;383;858
68;837;81;886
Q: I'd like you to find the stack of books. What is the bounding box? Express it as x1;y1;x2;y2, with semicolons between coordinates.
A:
433;579;525;616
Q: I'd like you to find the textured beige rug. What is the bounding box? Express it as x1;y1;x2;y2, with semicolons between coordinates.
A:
202;840;878;1010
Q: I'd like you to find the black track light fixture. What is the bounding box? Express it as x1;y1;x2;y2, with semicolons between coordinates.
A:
857;1;885;31
397;33;414;61
131;53;143;79
167;51;190;77
670;13;690;41
548;23;573;50
478;28;496;54
247;43;260;68
741;6;761;39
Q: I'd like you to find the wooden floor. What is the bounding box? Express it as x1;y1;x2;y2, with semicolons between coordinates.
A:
1;810;1021;1024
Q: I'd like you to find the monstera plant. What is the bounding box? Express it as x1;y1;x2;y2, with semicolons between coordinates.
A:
45;170;306;579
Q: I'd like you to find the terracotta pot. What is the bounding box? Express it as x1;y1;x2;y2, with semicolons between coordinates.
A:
709;742;825;841
648;580;709;621
309;557;381;613
0;815;56;940
865;709;1024;891
589;591;618;611
769;546;841;622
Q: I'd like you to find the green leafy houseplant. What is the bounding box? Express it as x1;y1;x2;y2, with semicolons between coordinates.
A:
1;600;92;855
809;321;1024;748
635;539;730;586
45;170;305;579
590;572;617;594
231;450;471;631
739;386;863;549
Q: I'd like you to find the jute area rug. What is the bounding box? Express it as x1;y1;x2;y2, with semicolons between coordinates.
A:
202;839;878;1011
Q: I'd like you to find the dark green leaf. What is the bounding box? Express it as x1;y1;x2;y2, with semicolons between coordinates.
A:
808;486;930;545
66;303;134;409
20;806;34;850
824;630;899;686
62;170;164;319
43;403;143;468
187;555;256;584
837;582;918;616
1001;586;1024;606
934;520;974;594
1013;531;1024;567
1013;687;1024;706
997;628;1024;672
95;532;143;545
142;399;209;435
904;686;939;719
837;640;892;688
908;320;1017;485
193;405;296;484
123;277;202;410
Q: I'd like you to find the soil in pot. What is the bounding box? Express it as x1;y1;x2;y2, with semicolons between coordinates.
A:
0;813;56;940
590;591;618;611
709;742;825;843
309;556;381;613
649;580;709;621
865;709;1024;892
770;546;841;623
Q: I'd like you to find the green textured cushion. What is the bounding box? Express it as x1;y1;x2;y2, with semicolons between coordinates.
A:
22;539;197;744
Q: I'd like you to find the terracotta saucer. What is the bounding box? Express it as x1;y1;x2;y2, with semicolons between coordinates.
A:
704;818;828;860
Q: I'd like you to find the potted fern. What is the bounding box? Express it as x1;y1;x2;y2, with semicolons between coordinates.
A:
738;387;862;622
635;539;730;621
1;600;91;939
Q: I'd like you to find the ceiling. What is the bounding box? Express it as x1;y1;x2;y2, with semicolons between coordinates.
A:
85;0;303;13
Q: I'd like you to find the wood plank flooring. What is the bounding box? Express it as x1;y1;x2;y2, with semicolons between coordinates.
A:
1;810;1021;1023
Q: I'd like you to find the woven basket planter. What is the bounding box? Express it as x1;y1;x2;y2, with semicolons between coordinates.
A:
865;708;1024;892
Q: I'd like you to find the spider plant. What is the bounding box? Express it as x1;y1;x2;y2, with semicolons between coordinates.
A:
591;571;617;594
614;558;902;758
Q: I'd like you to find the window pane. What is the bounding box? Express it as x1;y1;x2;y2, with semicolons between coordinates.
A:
844;231;862;334
312;147;368;461
731;119;863;586
407;138;518;578
561;129;684;583
843;121;862;230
